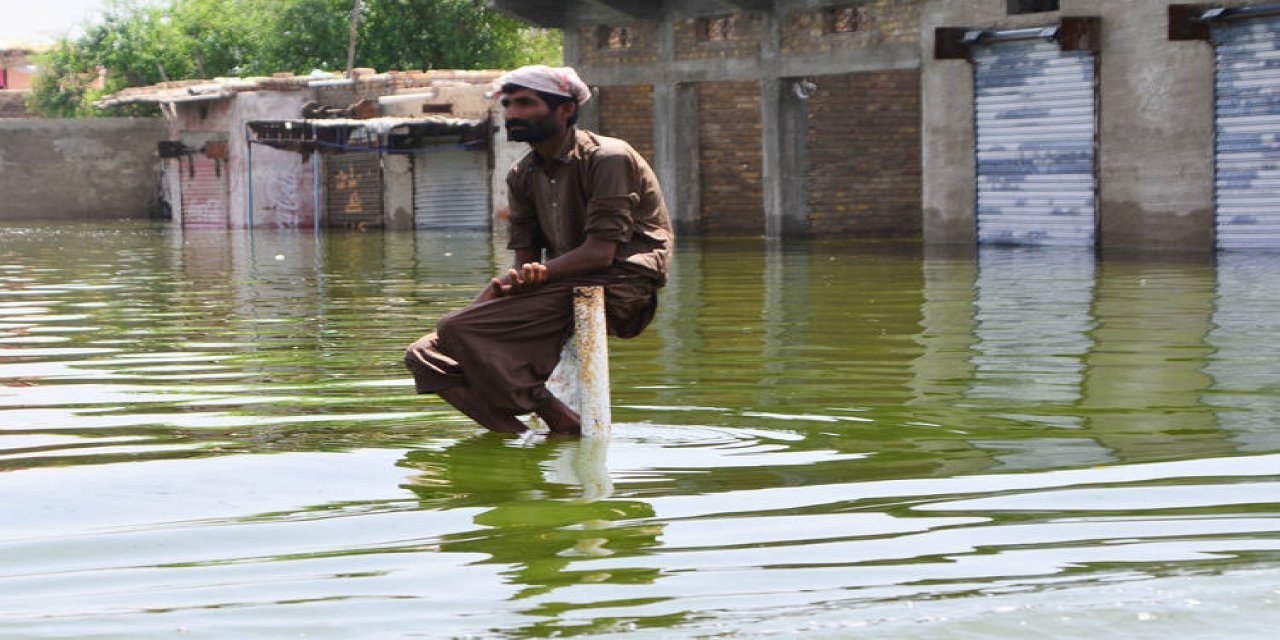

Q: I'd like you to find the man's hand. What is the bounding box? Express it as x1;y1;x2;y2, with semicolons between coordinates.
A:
484;262;548;299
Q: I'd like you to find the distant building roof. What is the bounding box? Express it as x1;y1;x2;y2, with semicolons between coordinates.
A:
95;68;503;109
0;41;52;54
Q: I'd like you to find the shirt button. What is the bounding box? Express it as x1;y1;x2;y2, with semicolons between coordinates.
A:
550;179;556;184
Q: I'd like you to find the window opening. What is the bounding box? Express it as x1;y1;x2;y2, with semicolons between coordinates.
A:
601;25;633;49
700;15;736;42
829;6;862;34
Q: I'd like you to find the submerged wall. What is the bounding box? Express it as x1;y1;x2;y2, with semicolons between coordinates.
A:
0;118;168;220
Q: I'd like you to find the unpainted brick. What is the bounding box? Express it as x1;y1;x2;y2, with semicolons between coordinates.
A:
699;81;764;236
578;22;660;65
674;13;763;61
597;85;656;166
805;70;922;238
781;0;923;56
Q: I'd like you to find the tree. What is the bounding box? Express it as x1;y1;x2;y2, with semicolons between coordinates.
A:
250;0;562;75
29;0;562;117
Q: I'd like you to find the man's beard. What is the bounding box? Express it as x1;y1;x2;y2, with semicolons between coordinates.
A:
505;115;562;143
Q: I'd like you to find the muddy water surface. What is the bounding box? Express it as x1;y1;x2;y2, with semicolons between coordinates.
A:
2;222;1279;638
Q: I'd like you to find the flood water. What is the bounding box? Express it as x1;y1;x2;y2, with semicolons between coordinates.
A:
3;221;1280;639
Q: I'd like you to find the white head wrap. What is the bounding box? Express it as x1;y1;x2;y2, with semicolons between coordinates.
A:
496;65;592;104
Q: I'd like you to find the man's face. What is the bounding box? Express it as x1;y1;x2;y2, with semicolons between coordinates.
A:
501;88;567;143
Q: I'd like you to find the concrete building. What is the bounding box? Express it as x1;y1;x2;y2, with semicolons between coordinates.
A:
493;0;1280;251
98;70;506;230
491;0;926;239
925;0;1280;252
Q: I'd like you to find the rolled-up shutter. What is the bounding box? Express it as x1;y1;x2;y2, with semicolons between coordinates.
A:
1212;14;1280;250
413;148;490;229
326;152;383;229
180;156;228;228
974;39;1097;246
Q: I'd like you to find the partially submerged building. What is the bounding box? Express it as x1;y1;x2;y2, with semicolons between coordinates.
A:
925;0;1280;251
491;0;1280;251
98;69;505;230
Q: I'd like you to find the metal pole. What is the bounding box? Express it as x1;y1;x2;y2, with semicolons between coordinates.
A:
541;285;612;438
313;124;322;236
573;286;611;438
245;123;255;229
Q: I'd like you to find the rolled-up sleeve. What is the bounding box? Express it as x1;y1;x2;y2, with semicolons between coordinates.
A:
584;154;638;243
505;169;544;251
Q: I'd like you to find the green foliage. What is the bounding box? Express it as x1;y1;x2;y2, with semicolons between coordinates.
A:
28;41;99;118
28;0;563;118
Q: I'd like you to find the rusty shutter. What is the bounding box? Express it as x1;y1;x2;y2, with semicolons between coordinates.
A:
973;39;1098;246
1212;13;1280;250
413;148;490;229
325;152;383;228
180;155;229;228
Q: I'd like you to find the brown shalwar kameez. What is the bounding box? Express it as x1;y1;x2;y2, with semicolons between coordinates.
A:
405;128;672;415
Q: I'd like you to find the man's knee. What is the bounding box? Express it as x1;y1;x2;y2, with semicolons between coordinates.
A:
435;310;459;339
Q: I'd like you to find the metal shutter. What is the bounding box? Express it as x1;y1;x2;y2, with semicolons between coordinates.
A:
974;39;1097;246
180;156;228;228
413;148;490;229
326;152;383;229
1213;15;1280;250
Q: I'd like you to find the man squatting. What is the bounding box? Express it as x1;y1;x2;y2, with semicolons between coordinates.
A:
404;65;674;436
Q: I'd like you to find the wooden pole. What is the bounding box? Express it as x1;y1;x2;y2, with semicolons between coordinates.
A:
346;0;362;77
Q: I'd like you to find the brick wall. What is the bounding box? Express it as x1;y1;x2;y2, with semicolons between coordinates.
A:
596;84;655;166
698;81;764;236
578;22;660;65
782;0;923;56
675;13;762;60
805;70;922;237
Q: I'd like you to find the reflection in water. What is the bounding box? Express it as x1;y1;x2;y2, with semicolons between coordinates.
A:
1208;253;1280;452
969;248;1094;408
1082;256;1222;460
3;223;1280;638
400;435;668;635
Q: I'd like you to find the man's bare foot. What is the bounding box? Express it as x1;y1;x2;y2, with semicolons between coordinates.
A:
534;395;581;436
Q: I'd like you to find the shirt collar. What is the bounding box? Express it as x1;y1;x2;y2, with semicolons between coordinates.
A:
532;127;592;167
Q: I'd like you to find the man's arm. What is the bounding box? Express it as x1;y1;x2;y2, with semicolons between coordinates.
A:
484;236;617;299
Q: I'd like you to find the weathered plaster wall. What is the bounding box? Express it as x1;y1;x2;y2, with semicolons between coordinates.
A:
384;153;414;230
1075;0;1243;251
166;98;235;227
0;118;167;220
231;91;315;229
490;100;532;247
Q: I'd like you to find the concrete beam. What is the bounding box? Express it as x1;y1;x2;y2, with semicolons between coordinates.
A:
586;0;662;20
717;0;775;12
